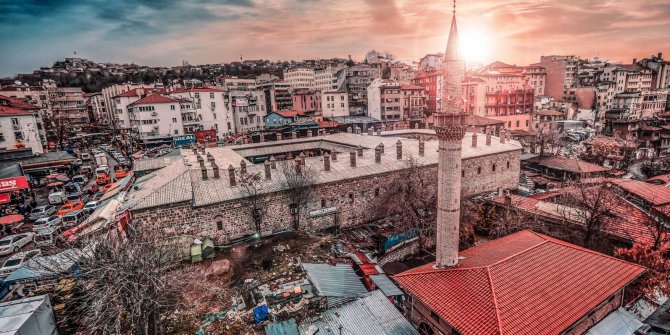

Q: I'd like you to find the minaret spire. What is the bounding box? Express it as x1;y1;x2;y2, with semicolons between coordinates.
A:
445;0;461;61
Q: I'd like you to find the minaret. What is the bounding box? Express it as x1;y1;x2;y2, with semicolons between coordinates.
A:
434;0;466;268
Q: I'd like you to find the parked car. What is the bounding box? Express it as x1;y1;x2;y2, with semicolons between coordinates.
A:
114;169;128;179
83;201;98;213
62;210;88;228
28;205;57;221
91;148;101;155
35;226;63;247
0;233;34;255
33;215;62;232
58;202;84;216
82;183;99;195
71;174;88;186
0;249;41;278
80;165;94;178
66;192;89;204
103;183;114;193
96;173;111;185
93;192;105;201
80;153;91;160
48;190;67;205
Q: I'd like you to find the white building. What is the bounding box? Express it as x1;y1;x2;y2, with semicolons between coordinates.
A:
170;87;234;140
321;91;349;117
229;90;267;133
367;78;402;122
0;105;44;153
127;95;185;140
218;77;256;90
284;67;315;91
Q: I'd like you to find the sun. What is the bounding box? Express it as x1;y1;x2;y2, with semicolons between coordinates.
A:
459;27;493;63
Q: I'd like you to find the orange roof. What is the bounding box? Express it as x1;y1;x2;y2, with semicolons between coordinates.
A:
536;109;564;116
318;120;342;128
0;105;35;116
0;95;40;110
276;110;304;118
530;156;610;174
611;179;670;205
171;87;227;93
128;95;182;106
646;173;670;185
394;230;645;335
400;84;425;90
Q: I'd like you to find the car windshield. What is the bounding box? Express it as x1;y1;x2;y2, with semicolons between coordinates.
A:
35;235;52;242
0;240;11;246
3;259;21;267
32;207;45;213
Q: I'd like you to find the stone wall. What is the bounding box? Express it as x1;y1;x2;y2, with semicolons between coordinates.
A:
378;237;420;267
132;149;521;244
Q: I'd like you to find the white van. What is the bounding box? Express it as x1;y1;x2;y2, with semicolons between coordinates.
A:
80;153;91;160
34;226;62;247
48;191;67;205
62;210;87;228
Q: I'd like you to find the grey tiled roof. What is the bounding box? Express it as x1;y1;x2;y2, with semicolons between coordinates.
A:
301;263;368;299
133;156;182;172
298;290;419;335
128;132;522;210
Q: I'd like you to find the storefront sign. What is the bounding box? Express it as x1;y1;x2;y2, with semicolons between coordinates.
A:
233;97;248;107
0;176;29;193
173;134;196;147
309;207;337;218
0;193;10;204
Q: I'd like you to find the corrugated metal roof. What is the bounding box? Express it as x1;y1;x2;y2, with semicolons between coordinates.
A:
369;274;403;297
0;295;55;335
586;308;642;335
133;156;182;172
298;290;419;335
265;319;300;335
301;263;367;299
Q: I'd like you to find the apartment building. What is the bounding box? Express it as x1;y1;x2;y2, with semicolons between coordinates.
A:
169;87;232;139
256;80;292;113
291;90;322;117
367;79;403;122
0;95;44;153
345;64;378;116
539;55;579;100
229;89;267;133
283;67;315;91
127;95;185;141
411;70;442;116
321;91;349;118
523;64;547;96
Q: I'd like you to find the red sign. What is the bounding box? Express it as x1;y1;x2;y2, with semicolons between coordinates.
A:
0;193;10;204
195;130;217;144
0;176;28;193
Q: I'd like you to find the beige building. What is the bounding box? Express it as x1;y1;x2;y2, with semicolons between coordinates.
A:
283;67;315;91
321;91;349;117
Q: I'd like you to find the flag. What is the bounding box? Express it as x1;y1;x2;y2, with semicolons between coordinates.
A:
74;51;77;55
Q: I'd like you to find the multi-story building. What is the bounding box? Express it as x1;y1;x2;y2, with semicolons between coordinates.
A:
637;53;670;89
367;79;402;122
291;90;322;117
314;64;345;92
86;93;106;127
0;95;44;153
345;65;378;115
49;87;88;135
101;83;150;128
256;80;292;113
321;91;349;118
523;64;546;96
411;70;442;116
169;87;233;139
539;55;579;100
418;53;443;72
283;67;315;91
127;95;186;141
229;89;267;133
217;77;256;90
400;84;427;120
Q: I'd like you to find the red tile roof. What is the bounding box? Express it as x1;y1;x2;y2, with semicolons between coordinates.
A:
114;88;144;98
0;105;35;116
400;84;425;90
276;110;304;118
171;87;227;93
536;109;564;116
466;115;505;127
128;94;182;107
318;120;342;128
0;95;40;110
646;173;670;185
394;230;646;335
611;179;670;205
530;156;610;174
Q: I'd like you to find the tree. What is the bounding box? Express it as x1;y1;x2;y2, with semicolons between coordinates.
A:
582;135;636;168
555;182;619;250
366;157;437;249
614;242;670;302
277;160;318;230
238;170;269;237
487;200;541;239
533;124;563;161
38;232;192;334
365;50;394;63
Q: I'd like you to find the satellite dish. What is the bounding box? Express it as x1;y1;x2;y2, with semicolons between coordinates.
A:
14;80;21;86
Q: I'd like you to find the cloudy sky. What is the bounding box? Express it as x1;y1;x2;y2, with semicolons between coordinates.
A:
1;0;669;76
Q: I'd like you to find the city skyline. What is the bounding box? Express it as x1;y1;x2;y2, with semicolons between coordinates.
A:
1;0;669;77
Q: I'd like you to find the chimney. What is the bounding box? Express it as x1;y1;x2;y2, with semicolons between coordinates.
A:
200;146;206;155
486;128;492;146
350;151;356;167
658;52;663;59
375;145;382;163
506;131;511;142
264;160;271;179
259;133;265;142
212;162;220;179
347;126;352;133
197;155;205;169
357;145;363;157
471;133;478;148
504;191;512;207
500;130;506;144
192;148;198;155
379;142;385;154
633;58;637;64
292;131;297;139
307;130;313;137
240;160;247;174
419;138;425;156
376;128;382;136
313;129;318;137
228;165;236;186
356;126;361;134
277;133;283;141
201;166;208;180
396;140;402;159
299;152;306;166
206;152;214;162
269;156;277;169
331;148;337;161
323;153;331;171
294;157;302;174
368;128;374;136
414;123;419;129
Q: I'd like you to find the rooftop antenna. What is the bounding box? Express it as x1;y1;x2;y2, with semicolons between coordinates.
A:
453;0;456;15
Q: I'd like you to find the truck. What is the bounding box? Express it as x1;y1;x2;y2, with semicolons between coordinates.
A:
94;153;108;167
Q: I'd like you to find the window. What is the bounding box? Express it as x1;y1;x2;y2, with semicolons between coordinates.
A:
525;120;529;126
213;113;217;120
10;118;18;125
507;161;510;169
216;220;223;230
348;193;354;204
477;167;481;175
492;164;496;172
374;188;380;197
211;102;216;108
195;92;200;98
227;122;231;130
172;118;177;123
171;105;175;110
430;310;440;322
321;199;326;208
516;120;520;127
174;130;178;135
14;132;23;140
210;93;214;99
461;170;465;178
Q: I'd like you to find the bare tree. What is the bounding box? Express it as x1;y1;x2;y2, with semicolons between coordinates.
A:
531;123;563;162
555;181;619;250
37;232;193;334
487;200;541;239
366;157;437;249
277;160;318;230
238;170;269;236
